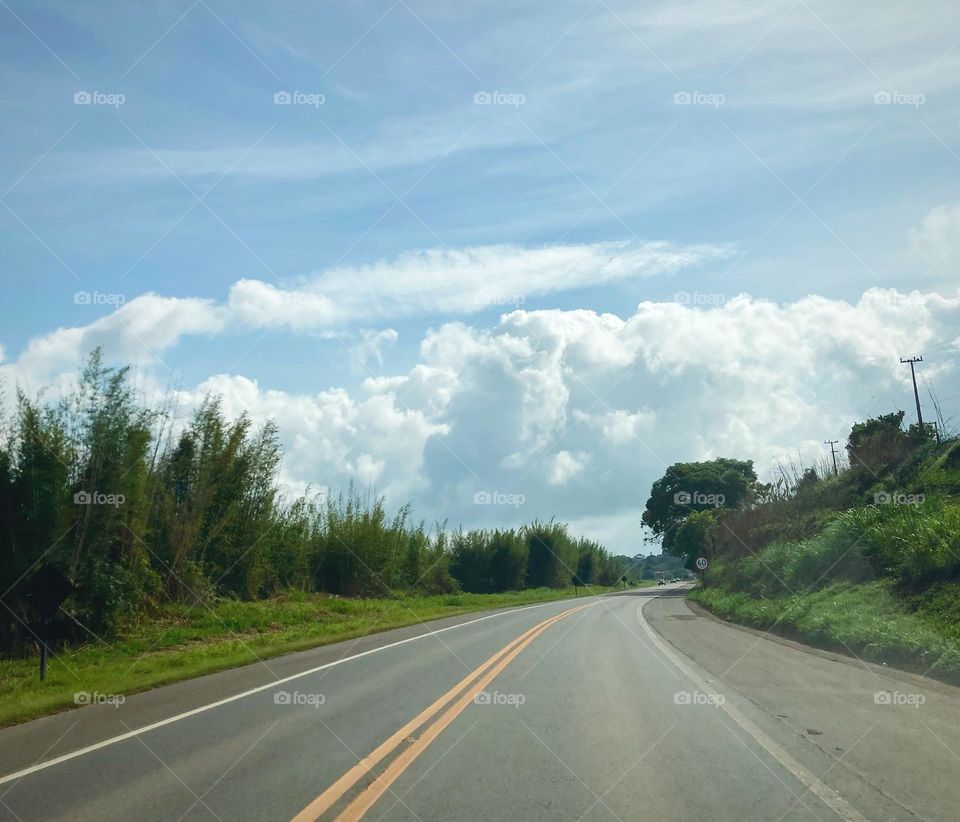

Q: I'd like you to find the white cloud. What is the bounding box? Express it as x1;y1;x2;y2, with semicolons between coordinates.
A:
5;295;224;397
20;294;223;373
611;0;960;107
4;285;958;555
348;329;399;371
574;408;656;445
228;280;337;330
909;203;960;280
412;287;959;544
547;451;588;485
2;241;721;392
227;240;730;329
350;453;386;486
177;372;449;504
59;113;534;184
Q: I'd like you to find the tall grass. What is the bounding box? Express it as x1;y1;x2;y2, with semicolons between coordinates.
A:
840;501;960;589
708;498;960;596
693;498;960;683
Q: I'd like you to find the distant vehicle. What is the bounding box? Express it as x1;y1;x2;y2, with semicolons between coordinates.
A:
657;578;666;586
670;577;679;583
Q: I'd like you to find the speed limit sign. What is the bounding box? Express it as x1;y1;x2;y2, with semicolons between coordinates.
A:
695;557;708;570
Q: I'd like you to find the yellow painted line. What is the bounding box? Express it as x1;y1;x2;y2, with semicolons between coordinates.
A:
292;604;590;822
335;607;586;821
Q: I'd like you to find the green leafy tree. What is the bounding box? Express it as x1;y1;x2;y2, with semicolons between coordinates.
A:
449;529;493;593
846;411;912;473
488;529;527;592
672;509;723;570
575;550;598;585
524;521;574;588
642;458;756;555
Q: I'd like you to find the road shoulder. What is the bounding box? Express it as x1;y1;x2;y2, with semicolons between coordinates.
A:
644;589;960;821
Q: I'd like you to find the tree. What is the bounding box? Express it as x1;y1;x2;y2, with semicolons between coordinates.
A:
672;509;722;569
488;529;526;592
846;411;912;473
524;521;574;589
642;458;756;555
576;551;598;585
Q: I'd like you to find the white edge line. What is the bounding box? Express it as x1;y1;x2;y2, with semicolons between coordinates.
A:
0;595;596;787
636;593;870;822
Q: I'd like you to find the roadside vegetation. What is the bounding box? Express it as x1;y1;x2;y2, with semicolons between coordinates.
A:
0;350;636;723
643;410;960;683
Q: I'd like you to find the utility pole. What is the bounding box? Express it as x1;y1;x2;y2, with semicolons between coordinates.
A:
824;440;839;476
900;356;924;427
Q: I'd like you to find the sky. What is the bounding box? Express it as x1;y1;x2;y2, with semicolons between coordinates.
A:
1;0;959;554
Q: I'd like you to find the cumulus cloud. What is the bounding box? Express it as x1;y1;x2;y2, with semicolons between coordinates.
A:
4;284;958;555
173;372;450;505
413;288;959;544
547;451;589;485
197;289;958;551
20;294;223;373
574;408;656;445
5;295;224;397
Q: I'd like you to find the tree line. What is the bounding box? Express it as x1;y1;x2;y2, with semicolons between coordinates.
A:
641;409;958;581
0;350;625;655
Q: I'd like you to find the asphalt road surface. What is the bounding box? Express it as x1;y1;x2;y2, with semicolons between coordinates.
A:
2;584;959;821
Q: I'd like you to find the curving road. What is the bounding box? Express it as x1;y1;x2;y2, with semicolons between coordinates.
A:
2;585;959;821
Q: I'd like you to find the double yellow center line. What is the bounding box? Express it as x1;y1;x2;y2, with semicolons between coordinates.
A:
291;602;591;822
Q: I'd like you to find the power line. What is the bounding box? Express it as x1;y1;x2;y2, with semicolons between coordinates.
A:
823;440;839;476
924;377;946;443
899;355;924;427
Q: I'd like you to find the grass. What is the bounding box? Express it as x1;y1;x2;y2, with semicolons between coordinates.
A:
687;498;960;684
690;580;960;684
0;583;649;727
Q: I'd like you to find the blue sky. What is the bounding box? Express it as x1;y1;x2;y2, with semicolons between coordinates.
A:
2;0;959;552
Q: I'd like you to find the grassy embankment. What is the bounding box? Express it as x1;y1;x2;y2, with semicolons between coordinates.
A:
689;499;960;683
0;583;646;727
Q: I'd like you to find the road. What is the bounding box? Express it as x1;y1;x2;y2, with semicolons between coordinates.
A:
2;584;959;821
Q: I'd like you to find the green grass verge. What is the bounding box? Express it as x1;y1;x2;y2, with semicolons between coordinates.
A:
0;583;649;727
690;580;960;684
